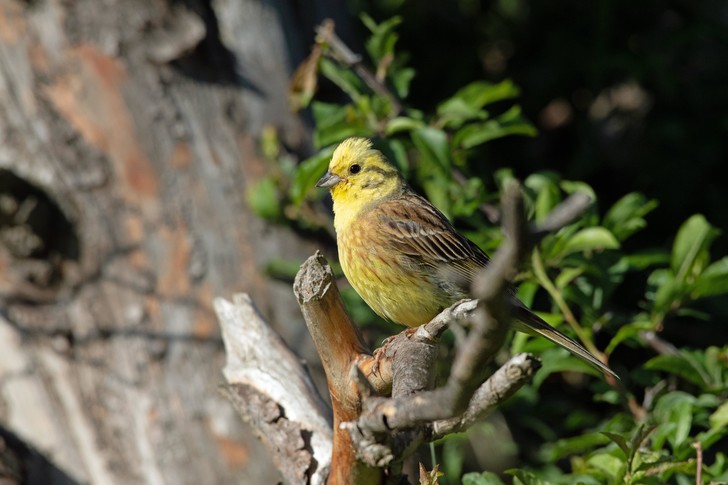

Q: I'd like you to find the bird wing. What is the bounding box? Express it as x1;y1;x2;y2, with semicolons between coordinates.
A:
375;193;489;287
374;193;620;380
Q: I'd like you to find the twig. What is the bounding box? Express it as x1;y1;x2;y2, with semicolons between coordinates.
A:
640;330;680;356
315;20;404;115
692;441;702;485
431;353;541;438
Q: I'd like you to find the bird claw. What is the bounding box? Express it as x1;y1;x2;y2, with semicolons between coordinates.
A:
371;328;417;376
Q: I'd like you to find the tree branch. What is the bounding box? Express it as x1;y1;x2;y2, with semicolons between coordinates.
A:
216;183;595;482
214;294;333;485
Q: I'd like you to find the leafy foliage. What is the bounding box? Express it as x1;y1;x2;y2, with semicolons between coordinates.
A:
251;15;728;485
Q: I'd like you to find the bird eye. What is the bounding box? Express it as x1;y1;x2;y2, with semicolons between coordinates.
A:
349;164;361;174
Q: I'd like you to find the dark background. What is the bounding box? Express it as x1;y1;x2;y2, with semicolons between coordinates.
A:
351;0;728;254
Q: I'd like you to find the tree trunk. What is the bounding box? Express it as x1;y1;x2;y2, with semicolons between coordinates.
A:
0;0;347;482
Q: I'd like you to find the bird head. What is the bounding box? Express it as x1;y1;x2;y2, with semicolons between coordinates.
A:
316;137;405;231
316;137;403;200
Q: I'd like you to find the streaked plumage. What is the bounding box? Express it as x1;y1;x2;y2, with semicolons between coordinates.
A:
317;137;617;380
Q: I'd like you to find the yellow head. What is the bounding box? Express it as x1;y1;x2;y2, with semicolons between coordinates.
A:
316;138;405;232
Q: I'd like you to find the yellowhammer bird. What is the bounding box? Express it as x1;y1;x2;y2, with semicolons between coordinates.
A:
316;137;617;380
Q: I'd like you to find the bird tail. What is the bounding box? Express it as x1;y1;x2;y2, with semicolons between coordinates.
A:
511;303;619;381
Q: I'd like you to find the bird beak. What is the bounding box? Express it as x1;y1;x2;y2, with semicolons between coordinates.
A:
315;171;342;188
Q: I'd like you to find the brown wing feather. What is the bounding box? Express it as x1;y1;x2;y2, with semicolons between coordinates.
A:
375;192;489;288
373;191;620;380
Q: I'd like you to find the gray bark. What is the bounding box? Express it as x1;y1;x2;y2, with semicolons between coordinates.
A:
0;0;347;483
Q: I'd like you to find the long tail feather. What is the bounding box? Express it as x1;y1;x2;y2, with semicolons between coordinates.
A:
512;304;620;381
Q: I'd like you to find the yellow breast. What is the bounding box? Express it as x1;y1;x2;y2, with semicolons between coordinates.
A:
337;215;450;327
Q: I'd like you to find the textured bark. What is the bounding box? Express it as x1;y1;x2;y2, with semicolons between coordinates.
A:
215;293;333;485
0;0;348;483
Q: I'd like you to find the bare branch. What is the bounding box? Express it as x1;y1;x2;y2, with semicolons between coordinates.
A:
531;191;593;241
214;294;332;485
431;353;541;438
315;19;404;115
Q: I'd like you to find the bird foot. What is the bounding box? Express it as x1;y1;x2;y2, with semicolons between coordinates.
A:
371;327;417;376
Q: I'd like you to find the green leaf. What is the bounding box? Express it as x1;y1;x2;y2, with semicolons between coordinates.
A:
422;179;451;217
650;272;687;314
384;138;410;177
360;15;402;63
692;256;728;298
462;471;506;485
450;177;486;218
524;172;562;221
672;214;720;281
653;392;696;449
311;102;369;148
603;193;659;241
448;79;521;109
436;99;489;129
453;106;536;149
506;469;550;485
587;452;625;479
319;58;364;101
645;354;707;389
392;67;415;99
560;227;621;256
384;116;425;135
601;432;631;459
554;266;585;289
622;250;670;271
411;127;451;174
290;146;336;204
247;176;281;220
605;320;652;354
543;432;610;460
635;458;697;479
709;400;728;431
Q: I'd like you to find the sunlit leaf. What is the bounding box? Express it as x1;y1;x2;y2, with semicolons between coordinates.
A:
446;79;521;109
411;127;451;174
384;116;425;135
561;227;620;256
290;146;336;204
621;250;670;271
653;392;695;449
462;471;506;485
360;14;402;63
603;193;659;241
587;453;625;480
692;256;728;298
311;102;369;147
709;400;728;431
453;106;536;148
672;214;719;281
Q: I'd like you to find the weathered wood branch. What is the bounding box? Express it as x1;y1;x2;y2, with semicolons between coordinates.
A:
215;294;333;485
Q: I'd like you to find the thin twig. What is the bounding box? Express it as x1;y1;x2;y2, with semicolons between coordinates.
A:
316;19;404;116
